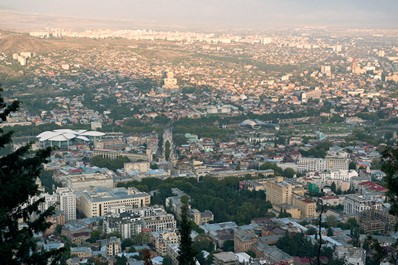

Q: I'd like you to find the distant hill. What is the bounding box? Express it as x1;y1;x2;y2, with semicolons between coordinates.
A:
0;34;55;53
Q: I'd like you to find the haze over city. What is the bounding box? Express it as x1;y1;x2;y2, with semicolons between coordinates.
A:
1;0;398;28
1;1;398;265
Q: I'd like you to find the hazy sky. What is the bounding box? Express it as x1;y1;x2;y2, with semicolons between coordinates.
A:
1;0;397;28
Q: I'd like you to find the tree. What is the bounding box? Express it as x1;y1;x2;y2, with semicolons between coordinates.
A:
177;200;196;265
325;215;338;228
246;250;256;258
327;227;334;236
222;240;234;251
0;86;64;264
349;161;357;170
164;140;171;161
162;256;173;265
330;182;337;193
115;255;128;265
143;249;153;265
121;238;134;251
381;147;398;216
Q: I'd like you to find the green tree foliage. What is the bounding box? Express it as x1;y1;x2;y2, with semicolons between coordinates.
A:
115;255;128;265
86;230;102;243
260;163;295;178
246;250;256;258
40;169;56;194
349;161;357;170
134;232;151;245
0;87;64;264
325;216;338;228
278;209;292;218
222;240;234;252
381;147;398;216
193;236;214;254
327;227;334;237
164;140;171;161
299;141;332;158
330;182;337;193
90;155;130;171
121;238;135;251
119;176;271;225
177;201;196;265
276;232;343;264
162;256;173;265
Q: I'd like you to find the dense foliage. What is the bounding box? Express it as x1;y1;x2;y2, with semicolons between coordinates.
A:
0;87;64;264
276;232;344;265
90;155;130;171
118;176;272;225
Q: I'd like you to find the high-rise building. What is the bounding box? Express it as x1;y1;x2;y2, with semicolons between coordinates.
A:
264;177;293;205
56;187;77;222
106;236;121;257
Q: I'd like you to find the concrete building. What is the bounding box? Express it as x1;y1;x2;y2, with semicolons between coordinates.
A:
151;231;180;256
325;151;349;171
65;171;114;192
103;211;142;239
335;246;366;265
124;161;150;173
106;236;121;257
234;228;258;253
297;157;326;173
143;212;177;232
213;252;239;265
56;187;77;222
291;195;316;219
343;194;383;214
264;177;293;206
34;187;76;222
77;187;150;217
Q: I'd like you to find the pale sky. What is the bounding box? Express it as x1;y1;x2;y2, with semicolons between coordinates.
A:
1;0;397;28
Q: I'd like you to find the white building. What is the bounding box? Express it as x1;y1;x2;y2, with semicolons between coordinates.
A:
64;170;114;192
325;151;349;171
57;187;77;222
343;194;383;214
297;157;326;173
77;187;150;218
103;211;142;239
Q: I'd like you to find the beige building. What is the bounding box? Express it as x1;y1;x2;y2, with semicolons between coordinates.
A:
151;231;180;256
65;171;114;191
77;187;150;217
124;162;150;173
162;71;179;89
106;236;121;257
273;204;301;219
264;177;293;206
292;195;316;219
325;151;349;171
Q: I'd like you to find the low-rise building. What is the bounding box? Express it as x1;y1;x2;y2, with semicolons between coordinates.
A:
213;251;239;265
